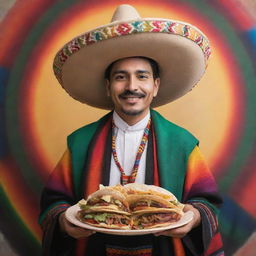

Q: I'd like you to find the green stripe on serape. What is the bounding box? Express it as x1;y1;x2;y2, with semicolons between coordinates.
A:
151;109;198;201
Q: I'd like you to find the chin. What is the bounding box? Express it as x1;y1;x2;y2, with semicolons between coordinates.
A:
121;108;144;116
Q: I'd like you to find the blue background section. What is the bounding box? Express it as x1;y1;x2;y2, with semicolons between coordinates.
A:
0;67;9;158
247;27;256;48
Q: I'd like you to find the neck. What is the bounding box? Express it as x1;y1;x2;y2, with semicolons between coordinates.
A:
114;109;150;126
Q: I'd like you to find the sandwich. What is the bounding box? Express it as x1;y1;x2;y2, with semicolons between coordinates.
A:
124;184;184;229
127;194;184;229
79;187;129;212
77;187;132;229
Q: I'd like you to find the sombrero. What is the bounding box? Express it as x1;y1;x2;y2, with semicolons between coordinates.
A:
53;4;211;109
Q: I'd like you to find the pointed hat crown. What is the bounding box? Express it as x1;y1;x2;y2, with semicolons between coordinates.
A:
111;4;141;22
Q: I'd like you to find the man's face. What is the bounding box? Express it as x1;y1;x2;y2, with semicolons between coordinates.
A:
105;57;160;122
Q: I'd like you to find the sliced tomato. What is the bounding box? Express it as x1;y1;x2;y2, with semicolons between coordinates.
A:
85;219;98;224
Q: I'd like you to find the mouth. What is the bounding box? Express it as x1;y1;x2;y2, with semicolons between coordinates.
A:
121;96;143;103
119;91;145;103
119;95;145;104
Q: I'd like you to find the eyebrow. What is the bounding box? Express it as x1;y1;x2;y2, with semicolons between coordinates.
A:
112;70;127;76
111;70;152;76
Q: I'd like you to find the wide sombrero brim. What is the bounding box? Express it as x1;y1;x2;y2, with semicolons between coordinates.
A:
53;18;211;109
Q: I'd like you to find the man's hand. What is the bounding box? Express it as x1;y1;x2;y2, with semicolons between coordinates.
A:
154;204;201;238
59;211;95;239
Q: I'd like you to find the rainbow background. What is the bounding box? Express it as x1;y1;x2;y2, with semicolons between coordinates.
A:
0;0;256;255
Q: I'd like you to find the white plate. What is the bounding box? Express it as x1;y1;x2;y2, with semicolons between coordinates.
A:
65;204;194;236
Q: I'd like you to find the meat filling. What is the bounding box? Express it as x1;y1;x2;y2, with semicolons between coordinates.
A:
133;212;181;229
130;200;167;211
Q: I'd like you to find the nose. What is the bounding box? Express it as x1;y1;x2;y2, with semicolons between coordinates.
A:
126;75;138;91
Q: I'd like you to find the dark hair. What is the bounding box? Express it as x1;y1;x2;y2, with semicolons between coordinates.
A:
104;56;160;80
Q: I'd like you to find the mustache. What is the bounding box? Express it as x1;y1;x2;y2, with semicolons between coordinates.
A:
119;90;146;98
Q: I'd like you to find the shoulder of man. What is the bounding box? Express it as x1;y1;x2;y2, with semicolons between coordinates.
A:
67;112;112;147
150;109;199;147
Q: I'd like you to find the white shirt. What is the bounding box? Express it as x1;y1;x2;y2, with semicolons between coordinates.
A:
109;111;150;185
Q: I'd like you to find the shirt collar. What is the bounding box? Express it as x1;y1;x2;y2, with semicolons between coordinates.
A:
113;111;150;132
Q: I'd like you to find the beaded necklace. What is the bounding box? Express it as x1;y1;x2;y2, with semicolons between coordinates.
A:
111;118;151;185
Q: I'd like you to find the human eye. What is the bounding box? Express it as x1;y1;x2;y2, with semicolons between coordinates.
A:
138;73;149;80
113;73;126;80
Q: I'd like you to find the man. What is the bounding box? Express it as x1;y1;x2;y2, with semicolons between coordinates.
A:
39;4;224;256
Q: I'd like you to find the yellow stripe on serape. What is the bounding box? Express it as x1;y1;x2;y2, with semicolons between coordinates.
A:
183;146;216;201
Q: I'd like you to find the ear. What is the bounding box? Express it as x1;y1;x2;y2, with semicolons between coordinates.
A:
105;79;111;96
153;78;160;97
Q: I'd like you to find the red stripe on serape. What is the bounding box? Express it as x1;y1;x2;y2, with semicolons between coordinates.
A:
204;232;223;256
172;238;185;256
76;238;88;256
84;118;112;198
